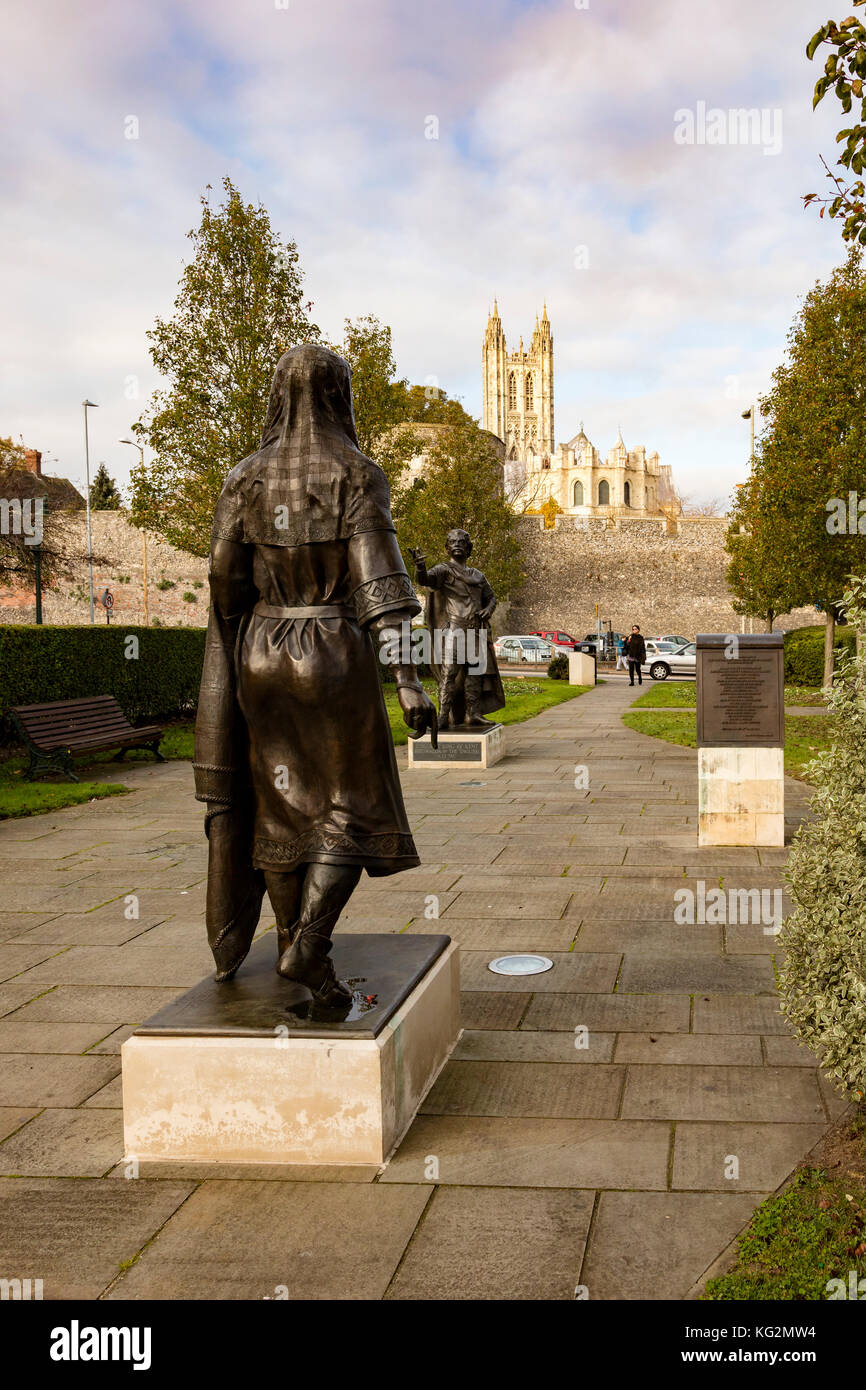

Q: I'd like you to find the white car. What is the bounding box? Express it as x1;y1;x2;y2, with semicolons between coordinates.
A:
493;635;554;664
642;641;697;681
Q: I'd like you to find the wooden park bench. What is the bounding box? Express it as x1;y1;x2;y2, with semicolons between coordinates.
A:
7;695;165;782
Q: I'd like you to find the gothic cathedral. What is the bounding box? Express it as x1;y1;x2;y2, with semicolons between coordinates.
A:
482;304;675;520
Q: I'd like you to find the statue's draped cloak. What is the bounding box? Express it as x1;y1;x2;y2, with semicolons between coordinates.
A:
424;562;505;722
193;346;421;961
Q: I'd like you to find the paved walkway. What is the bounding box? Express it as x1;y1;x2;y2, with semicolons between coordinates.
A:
0;682;843;1300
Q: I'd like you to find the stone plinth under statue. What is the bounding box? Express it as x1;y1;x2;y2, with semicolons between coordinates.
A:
122;934;460;1167
407;722;505;769
697;633;785;848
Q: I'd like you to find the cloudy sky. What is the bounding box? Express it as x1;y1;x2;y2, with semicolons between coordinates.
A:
0;0;849;507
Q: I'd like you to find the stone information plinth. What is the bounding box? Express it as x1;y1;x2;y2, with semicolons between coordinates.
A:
122;934;460;1167
407;722;504;769
697;633;784;847
568;651;596;686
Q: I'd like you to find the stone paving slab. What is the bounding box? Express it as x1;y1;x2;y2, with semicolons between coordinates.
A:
422;1060;625;1119
0;1053;120;1108
0;1106;123;1177
621;1065;824;1122
581;1192;764;1300
453;1029;616;1064
3;984;186;1026
379;1115;671;1189
459;950;620;993
671;1122;828;1191
384;1187;593;1300
0;1178;194;1299
105;1181;432;1301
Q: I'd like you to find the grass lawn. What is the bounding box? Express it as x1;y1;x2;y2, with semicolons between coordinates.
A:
0;757;127;819
0;677;590;819
703;1113;866;1301
621;705;834;781
631;681;827;710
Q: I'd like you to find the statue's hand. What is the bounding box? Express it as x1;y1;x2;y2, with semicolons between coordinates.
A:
398;685;438;748
478;605;493;624
408;547;426;566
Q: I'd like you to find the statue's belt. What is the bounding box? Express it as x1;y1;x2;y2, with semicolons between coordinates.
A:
253;601;356;620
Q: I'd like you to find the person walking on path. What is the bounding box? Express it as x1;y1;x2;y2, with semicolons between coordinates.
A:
615;634;628;672
626;624;646;686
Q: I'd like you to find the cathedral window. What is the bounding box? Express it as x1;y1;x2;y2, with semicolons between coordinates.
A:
525;373;534;412
573;479;584;507
624;481;631;507
508;373;517;411
598;479;610;506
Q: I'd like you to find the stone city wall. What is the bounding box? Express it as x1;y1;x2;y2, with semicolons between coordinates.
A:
503;513;819;640
0;511;209;627
1;507;821;641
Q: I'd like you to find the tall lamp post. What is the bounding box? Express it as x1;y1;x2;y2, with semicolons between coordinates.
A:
741;404;757;469
82;400;98;623
120;438;148;626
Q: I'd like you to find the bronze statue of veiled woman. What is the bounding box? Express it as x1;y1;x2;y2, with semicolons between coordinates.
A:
193;344;436;1007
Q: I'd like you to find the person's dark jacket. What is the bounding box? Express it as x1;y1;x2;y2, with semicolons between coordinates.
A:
626;633;646;663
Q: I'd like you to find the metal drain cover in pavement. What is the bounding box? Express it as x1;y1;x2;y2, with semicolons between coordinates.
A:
488;954;554;977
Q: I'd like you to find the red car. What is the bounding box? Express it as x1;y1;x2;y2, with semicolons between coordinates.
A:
531;629;578;649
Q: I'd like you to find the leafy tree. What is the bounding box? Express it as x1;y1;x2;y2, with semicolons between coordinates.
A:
398;383;474;427
736;249;866;682
89;463;123;510
724;476;799;631
804;2;866;243
395;417;524;607
779;573;866;1100
0;436;26;470
130;177;319;555
327;315;424;495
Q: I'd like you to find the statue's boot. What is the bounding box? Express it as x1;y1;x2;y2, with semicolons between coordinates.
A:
276;920;300;960
464;702;497;730
276;912;352;1007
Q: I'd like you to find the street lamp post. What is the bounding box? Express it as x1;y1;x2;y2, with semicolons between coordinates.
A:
82;400;98;623
741;404;757;469
120;438;148;626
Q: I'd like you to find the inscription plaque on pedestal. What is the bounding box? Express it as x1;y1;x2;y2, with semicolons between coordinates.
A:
697;633;784;749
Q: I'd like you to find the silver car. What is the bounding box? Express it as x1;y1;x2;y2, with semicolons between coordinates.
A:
643;641;697;681
493;635;554;665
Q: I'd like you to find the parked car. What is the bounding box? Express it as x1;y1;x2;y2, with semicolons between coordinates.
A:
531;629;578;650
493;635;554;664
653;634;691;648
642;641;697;681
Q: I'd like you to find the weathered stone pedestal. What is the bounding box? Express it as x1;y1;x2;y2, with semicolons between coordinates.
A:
696;633;785;848
698;746;785;846
407;723;504;769
122;934;460;1167
568;651;596;686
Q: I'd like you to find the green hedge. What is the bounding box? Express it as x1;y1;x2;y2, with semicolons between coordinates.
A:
0;625;207;728
783;625;855;686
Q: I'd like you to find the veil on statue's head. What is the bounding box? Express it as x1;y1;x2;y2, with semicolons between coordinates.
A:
211;343;392;549
260;344;360;452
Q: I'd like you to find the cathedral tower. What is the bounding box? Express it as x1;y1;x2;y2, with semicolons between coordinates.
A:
482;304;554;462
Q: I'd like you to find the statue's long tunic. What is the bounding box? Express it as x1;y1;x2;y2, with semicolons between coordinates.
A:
192;348;421;962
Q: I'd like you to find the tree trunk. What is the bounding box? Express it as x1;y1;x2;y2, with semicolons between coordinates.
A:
766;609;775;632
823;610;835;687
